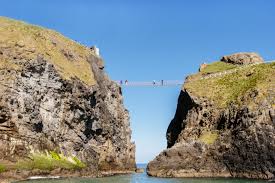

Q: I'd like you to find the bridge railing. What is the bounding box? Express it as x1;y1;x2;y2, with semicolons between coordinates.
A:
114;80;183;86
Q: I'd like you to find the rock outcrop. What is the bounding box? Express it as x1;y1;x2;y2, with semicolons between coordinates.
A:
147;53;275;180
0;17;135;178
221;52;264;65
199;63;208;72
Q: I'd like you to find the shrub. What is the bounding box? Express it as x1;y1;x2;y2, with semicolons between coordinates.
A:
50;151;61;160
72;156;86;168
16;151;86;171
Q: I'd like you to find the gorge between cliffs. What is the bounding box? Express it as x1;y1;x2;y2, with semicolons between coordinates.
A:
0;16;275;182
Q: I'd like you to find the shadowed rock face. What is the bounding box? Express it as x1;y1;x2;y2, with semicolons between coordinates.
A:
0;17;135;173
148;89;275;179
147;57;275;180
166;90;196;148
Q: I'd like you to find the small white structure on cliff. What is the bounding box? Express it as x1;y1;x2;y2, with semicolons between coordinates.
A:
90;45;100;56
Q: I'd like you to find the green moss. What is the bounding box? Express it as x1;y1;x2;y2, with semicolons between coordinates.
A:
0;164;6;173
200;61;238;74
16;151;86;171
185;62;275;108
0;16;96;86
198;131;218;145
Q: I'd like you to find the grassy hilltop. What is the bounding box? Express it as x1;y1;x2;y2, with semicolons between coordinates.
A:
0;16;96;85
185;61;275;108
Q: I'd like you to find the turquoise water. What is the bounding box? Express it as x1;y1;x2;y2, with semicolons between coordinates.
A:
20;164;267;183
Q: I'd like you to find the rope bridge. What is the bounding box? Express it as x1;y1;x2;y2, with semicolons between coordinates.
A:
115;80;183;87
115;61;274;87
0;61;273;88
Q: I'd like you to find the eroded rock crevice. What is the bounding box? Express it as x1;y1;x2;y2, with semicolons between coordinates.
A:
166;90;197;148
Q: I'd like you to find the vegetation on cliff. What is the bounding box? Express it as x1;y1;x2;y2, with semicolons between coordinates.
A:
198;131;218;145
0;164;6;173
0;16;95;85
16;151;86;171
200;61;237;74
148;53;275;179
185;61;275;108
0;16;136;180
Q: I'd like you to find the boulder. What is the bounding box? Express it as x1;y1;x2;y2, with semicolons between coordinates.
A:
221;52;264;65
199;63;208;72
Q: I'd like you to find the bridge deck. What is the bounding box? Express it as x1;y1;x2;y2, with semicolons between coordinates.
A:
115;81;183;87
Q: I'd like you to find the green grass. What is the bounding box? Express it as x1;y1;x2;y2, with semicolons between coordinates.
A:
72;156;86;168
16;151;86;171
0;16;96;85
200;61;238;74
185;62;275;108
0;164;6;173
198;131;218;145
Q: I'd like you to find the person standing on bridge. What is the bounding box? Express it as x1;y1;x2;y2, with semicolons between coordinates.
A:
161;80;164;86
125;80;128;85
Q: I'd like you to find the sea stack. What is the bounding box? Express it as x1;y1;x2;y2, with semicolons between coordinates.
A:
147;53;275;180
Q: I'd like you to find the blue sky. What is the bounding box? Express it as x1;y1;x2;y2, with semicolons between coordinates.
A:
1;0;275;163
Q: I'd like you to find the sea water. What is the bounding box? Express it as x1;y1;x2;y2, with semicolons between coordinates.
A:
19;164;267;183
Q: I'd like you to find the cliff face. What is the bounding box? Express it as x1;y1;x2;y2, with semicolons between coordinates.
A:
147;53;275;180
0;17;135;176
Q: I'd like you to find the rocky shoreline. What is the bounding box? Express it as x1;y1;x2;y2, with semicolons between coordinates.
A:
0;168;140;183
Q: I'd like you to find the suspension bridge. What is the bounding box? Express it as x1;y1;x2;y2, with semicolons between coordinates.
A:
115;60;275;87
0;61;273;88
115;80;183;87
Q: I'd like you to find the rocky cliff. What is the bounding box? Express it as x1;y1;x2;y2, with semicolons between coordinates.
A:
0;17;135;179
147;53;275;180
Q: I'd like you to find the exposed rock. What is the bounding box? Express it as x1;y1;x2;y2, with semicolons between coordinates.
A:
0;17;136;178
135;168;144;173
221;52;264;65
147;57;275;180
199;63;208;72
